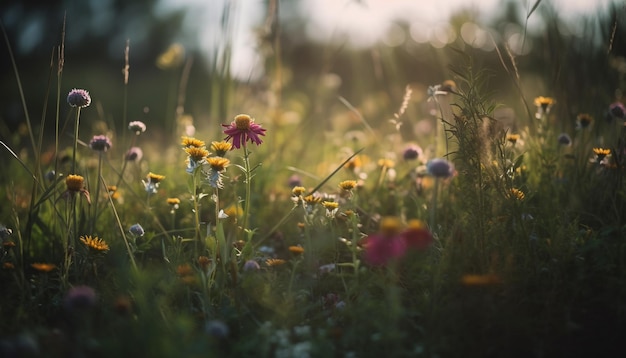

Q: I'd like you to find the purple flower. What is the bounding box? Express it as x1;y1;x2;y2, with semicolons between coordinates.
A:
557;133;572;146
125;147;143;162
67;88;91;108
427;158;455;178
243;260;260;272
402;144;422;161
89;135;112;152
609;102;626;120
64;285;97;310
129;223;144;237
128;121;147;135
222;114;266;149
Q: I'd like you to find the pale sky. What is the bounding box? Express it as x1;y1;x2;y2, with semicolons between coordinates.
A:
158;0;617;79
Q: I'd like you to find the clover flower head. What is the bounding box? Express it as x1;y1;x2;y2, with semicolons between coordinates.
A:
427;158;455;178
128;121;147;135
125;147;143;162
67;88;91;108
89;135;112;152
222;114;267;149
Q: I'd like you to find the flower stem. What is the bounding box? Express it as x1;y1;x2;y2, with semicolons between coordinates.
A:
91;151;103;233
71;107;81;173
241;143;252;239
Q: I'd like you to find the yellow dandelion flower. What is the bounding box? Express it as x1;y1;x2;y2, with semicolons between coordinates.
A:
167;198;180;206
303;195;321;205
181;136;205;148
322;201;339;210
506;134;520;144
292;186;306;196
31;263;57;272
510;188;525;201
80;236;110;252
65;174;85;192
266;258;287;267
344;155;363;171
377;158;395;168
147;172;165;183
289;246;305;255
210;141;232;156
593;148;611;157
533;96;555;108
207;157;230;172
185;146;209;162
338;180;358;191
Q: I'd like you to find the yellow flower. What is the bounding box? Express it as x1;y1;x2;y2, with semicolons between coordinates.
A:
176;263;194;277
322;201;339;210
510;188;525;201
338;180;357;191
292;186;306;196
266;258;287;267
380;216;402;236
3;262;15;270
303;195;321;205
460;273;501;286
207;157;230;172
80;236;110;252
533;96;555;109
210;141;232;156
167;197;181;206
185;146;209;162
593;148;611;161
576;113;593;129
288;246;305;255
224;204;243;218
506;134;520;144
147;172;165;183
181;136;205;148
31;263;57;272
65;174;85;192
377;158;395;168
156;43;185;69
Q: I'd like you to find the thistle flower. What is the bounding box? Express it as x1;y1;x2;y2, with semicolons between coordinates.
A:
67;88;91;108
243;260;261;271
143;172;165;194
89;135;112;152
222;114;267;149
210;141;232;157
576;113;593;129
80;235;110;252
288;174;302;188
427;158;455;178
125;147;143;161
63;174;91;204
128;121;147;135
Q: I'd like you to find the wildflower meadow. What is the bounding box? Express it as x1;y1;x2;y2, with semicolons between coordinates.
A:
1;1;626;357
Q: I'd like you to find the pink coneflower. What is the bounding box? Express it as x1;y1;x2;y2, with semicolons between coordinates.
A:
222;114;266;149
362;217;407;266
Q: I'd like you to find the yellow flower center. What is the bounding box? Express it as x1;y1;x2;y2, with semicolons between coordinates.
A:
234;114;252;130
207;157;230;171
380;216;402;236
66;174;85;192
